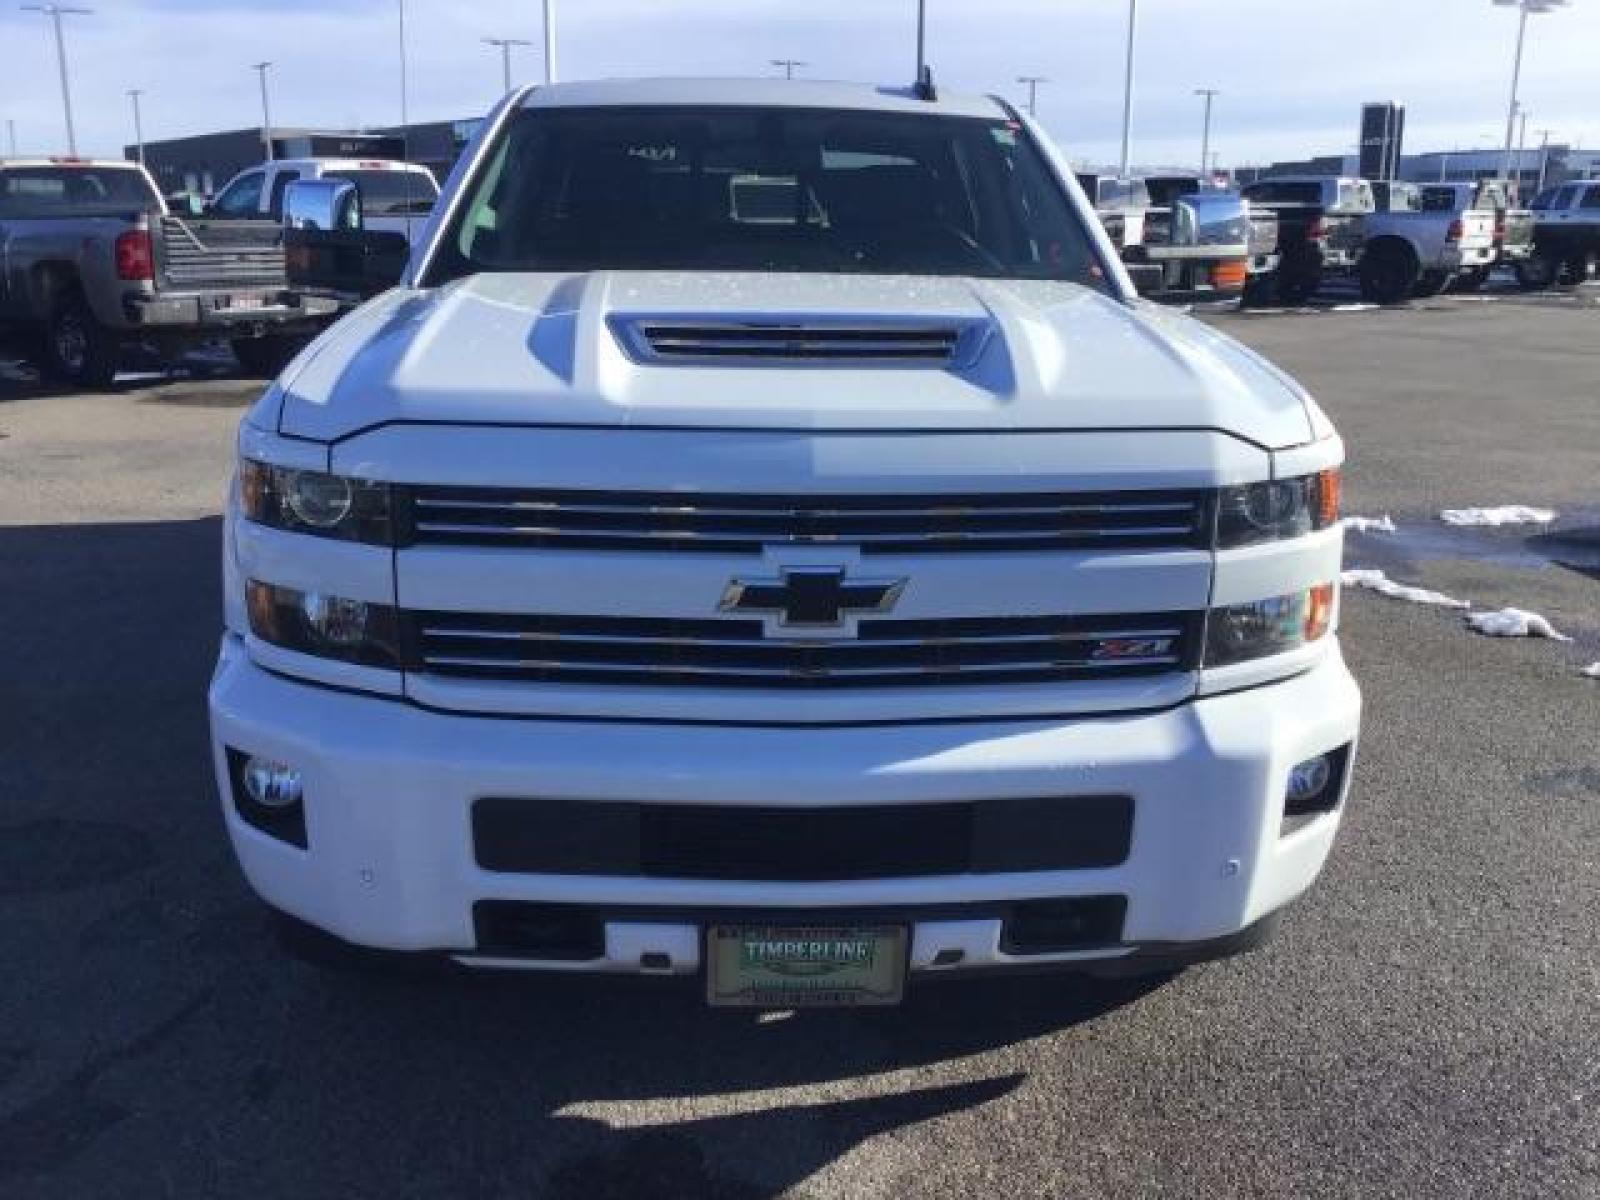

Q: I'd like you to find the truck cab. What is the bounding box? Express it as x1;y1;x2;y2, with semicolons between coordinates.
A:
210;79;1359;1004
210;157;439;244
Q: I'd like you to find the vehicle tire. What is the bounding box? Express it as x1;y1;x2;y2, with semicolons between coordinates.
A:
1274;267;1319;306
39;292;120;389
1358;243;1419;305
1515;252;1558;291
1240;275;1276;308
231;334;304;378
1411;271;1450;299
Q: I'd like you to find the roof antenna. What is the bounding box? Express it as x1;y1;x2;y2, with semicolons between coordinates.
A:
912;0;937;101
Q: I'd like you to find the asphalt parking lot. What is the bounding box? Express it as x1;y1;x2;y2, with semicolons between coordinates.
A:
2;292;1598;1199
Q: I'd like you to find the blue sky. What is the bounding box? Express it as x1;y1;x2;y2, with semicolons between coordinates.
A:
2;0;1596;169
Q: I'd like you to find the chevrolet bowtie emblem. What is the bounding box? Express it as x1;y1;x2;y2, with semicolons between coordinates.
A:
719;567;907;628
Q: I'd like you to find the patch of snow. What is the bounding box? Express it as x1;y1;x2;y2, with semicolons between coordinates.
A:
1341;515;1396;534
1331;303;1379;312
1341;569;1469;609
1439;505;1557;527
1581;663;1600;679
1465;608;1571;641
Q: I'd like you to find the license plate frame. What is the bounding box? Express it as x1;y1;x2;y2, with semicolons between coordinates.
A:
705;924;907;1008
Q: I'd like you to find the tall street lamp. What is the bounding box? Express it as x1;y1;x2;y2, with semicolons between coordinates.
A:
1016;75;1048;117
771;58;806;80
1492;0;1568;183
5;119;16;157
1118;0;1137;176
1194;88;1219;177
21;5;92;156
127;88;144;165
542;0;557;84
484;37;532;92
250;61;274;161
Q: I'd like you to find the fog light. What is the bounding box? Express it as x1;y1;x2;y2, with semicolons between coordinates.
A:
1286;754;1332;804
242;757;303;810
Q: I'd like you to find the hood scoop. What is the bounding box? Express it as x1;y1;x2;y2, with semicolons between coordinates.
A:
610;316;991;368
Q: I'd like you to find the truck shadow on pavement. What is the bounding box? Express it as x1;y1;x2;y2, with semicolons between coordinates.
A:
0;517;1173;1197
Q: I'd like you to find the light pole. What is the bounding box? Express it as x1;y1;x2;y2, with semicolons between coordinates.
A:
1194;88;1219;177
1119;0;1137;176
484;37;532;93
1515;103;1529;195
1535;127;1555;190
542;0;557;83
250;62;274;160
1493;0;1568;182
915;0;926;82
127;88;144;165
21;5;92;156
771;58;806;80
5;119;16;157
1016;75;1048;117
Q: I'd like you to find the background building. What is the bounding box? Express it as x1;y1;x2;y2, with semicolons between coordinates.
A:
128;119;481;197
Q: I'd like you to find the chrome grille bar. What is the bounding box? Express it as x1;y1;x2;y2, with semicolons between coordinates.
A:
407;611;1200;688
403;487;1211;555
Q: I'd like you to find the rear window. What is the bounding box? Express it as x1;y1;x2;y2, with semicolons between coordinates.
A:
434;106;1107;287
1418;187;1458;213
1242;181;1321;205
324;169;438;215
0;166;161;217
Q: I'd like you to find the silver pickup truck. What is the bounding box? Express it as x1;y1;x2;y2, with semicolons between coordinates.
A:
0;157;338;386
1361;180;1496;303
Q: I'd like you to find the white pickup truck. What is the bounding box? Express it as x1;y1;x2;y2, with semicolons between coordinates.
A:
209;78;1360;1005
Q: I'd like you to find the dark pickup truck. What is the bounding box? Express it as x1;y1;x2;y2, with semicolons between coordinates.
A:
1521;178;1600;288
1240;176;1370;304
0;157;338;386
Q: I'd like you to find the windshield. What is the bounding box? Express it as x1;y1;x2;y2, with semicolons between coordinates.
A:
434;106;1107;287
325;169;438;215
0;166;162;217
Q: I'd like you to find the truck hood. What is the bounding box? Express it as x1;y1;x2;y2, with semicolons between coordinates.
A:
275;272;1317;447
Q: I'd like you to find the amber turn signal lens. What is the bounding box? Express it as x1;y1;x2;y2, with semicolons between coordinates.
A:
1315;469;1342;529
1305;582;1336;642
1211;261;1248;290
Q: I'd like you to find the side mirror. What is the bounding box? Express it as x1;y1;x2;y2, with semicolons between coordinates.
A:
282;179;408;301
1125;263;1165;297
282;179;360;232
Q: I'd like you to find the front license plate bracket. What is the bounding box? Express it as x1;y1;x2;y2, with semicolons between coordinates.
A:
706;924;907;1008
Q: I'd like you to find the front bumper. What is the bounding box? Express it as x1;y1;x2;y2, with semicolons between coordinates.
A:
125;289;340;332
208;637;1361;978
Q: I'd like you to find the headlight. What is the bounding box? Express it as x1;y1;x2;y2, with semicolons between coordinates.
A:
246;580;401;668
1203;584;1335;667
240;460;393;543
1214;469;1340;548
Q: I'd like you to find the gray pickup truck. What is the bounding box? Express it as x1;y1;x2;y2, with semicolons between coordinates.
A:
0;157;337;386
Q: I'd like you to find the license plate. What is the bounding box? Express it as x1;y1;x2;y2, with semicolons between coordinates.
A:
217;292;270;311
706;925;906;1008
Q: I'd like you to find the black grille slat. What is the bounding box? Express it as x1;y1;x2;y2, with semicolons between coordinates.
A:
404;487;1210;556
411;610;1199;688
630;321;965;364
472;796;1134;880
